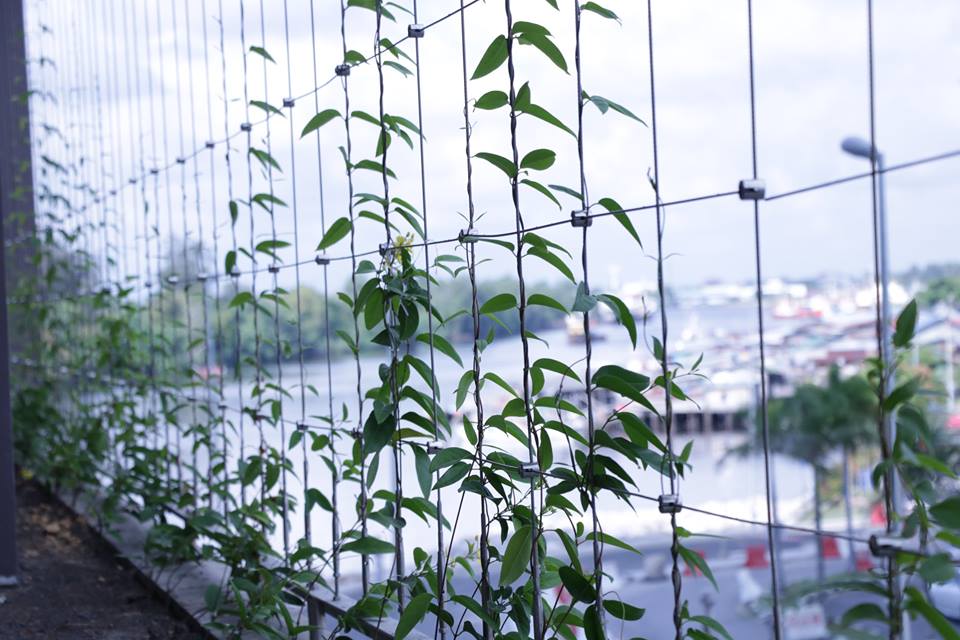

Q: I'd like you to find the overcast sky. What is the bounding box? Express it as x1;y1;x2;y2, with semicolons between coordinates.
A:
24;0;960;293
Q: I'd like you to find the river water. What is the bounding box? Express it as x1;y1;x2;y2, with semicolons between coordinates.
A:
209;301;830;582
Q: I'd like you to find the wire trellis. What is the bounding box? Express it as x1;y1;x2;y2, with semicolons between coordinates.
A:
9;1;959;640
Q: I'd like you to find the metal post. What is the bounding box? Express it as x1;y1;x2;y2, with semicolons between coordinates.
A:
945;307;955;413
0;0;34;588
0;187;16;587
877;154;912;640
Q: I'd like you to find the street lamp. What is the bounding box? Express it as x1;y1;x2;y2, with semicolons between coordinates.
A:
841;136;893;455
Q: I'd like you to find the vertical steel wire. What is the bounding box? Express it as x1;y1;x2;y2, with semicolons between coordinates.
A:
239;0;268;516
644;1;683;637
571;0;605;631
130;0;161;460
408;0;447;635
144;3;168;472
64;2;84;442
170;0;202;500
85;0;116;474
217;0;246;511
256;0;291;559
74;1;96;475
306;0;341;601
502;1;543;636
372;0;406;612
116;0;147;457
103;0;131;475
182;0;217;510
455;4;492;637
280;0;313;571
337;0;371;596
743;1;784;637
864;1;901;636
200;0;230;517
155;0;184;486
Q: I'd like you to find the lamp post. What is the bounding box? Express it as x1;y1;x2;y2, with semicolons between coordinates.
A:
841;136;894;497
842;136;911;640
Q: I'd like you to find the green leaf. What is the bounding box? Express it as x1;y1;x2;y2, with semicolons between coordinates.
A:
383;60;411;76
480;293;517;315
617;412;665;452
558;566;595;603
520;148;556;171
255;239;290;255
516;32;568;73
602;599;644;620
904;587;960;640
598;197;641;246
581;2;620;22
476;90;508;110
915;452;958;479
583;604;604;640
528;293;567;313
533;357;580;382
931;495;960;529
414;446;432;497
435;461;470;490
839;603;887;627
249;45;275;63
472;35;508;79
521;179;561;208
204;584;222;612
229;291;255;308
475;151;517;178
678;545;717;589
499;525;533;586
528;246;574;283
316;217;351;250
251;192;287;210
452;594;498;628
919;553;956;584
224;250;237;275
354;158;397;178
305;488;333;513
340;536;394;555
429;446;472;473
484;372;519;398
250;100;283;118
572;281;597;312
301;109;341;137
893;299;918;348
519;102;574;137
455;370;474;410
882;378;918;412
597;293;638;348
586;92;645;125
586;530;643;555
418;333;463;367
395;592;431;640
249;147;282;172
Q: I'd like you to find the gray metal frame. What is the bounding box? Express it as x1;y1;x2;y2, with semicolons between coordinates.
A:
0;0;33;587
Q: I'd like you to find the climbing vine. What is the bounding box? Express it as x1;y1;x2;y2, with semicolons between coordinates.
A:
9;2;960;640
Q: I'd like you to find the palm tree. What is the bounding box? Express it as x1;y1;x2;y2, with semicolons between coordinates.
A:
772;369;875;581
731;367;875;585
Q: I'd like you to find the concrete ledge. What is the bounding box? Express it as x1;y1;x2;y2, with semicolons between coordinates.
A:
57;486;430;639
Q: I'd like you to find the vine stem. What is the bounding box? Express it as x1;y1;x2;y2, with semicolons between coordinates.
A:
503;1;543;637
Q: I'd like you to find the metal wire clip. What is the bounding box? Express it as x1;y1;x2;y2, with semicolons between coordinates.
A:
658;494;682;514
738;179;765;201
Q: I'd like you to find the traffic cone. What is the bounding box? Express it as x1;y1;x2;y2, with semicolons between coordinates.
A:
821;537;840;559
745;545;768;568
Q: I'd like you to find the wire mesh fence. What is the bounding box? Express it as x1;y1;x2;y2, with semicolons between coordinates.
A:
7;0;960;639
